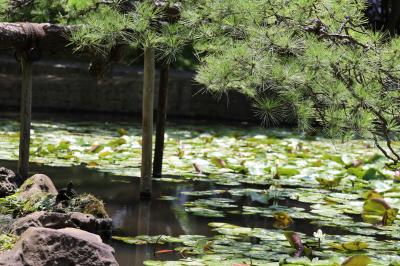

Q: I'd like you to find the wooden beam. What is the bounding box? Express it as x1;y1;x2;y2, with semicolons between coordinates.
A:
153;63;170;177
140;47;155;199
18;54;32;180
0;23;71;53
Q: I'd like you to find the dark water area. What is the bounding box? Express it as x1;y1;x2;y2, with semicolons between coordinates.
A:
0;159;351;266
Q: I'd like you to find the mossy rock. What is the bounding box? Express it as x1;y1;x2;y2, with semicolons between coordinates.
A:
68;194;109;218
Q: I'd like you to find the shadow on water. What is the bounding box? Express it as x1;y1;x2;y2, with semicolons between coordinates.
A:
0;159;355;266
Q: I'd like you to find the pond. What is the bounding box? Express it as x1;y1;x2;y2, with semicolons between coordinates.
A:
0;117;399;265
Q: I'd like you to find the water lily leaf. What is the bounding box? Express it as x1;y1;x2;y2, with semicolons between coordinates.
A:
330;240;369;251
347;167;366;179
341;255;371;266
117;128;127;136
185;207;225;218
210;158;226;168
47;144;57;153
364;190;383;200
112;236;147;245
99;150;113;158
273;212;293;229
249;191;270;204
88;144;104;153
316;176;343;188
107;137;127;147
323;154;344;165
277;168;300;177
362;198;396;225
112;235;184;245
381;208;399;226
362;168;387;181
363;198;390;214
57;140;71;150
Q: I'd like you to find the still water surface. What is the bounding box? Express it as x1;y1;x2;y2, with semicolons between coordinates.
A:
0;160;333;266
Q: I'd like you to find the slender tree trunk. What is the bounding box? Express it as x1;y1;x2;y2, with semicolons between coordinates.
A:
388;0;400;34
153;63;170;177
18;54;32;180
140;47;155;199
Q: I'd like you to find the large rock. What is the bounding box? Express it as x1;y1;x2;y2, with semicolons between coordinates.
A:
10;211;112;239
0;227;118;266
0;168;19;198
16;174;57;201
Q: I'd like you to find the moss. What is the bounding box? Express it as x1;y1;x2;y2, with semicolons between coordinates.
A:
0;234;18;252
68;194;109;218
18;177;35;192
1;188;107;219
0;193;55;218
0;195;20;215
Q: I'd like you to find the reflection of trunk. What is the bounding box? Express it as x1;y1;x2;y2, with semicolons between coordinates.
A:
153;63;170;178
135;201;152;263
140;47;155;199
18;55;32;180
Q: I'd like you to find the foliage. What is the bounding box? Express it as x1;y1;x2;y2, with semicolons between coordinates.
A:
69;6;133;56
0;234;18;251
182;0;400;163
0;0;121;23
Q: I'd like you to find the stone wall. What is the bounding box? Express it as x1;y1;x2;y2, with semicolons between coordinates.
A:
0;57;256;122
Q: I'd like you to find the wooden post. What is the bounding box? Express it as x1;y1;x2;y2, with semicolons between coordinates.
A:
153;63;170;177
140;47;155;199
18;54;32;180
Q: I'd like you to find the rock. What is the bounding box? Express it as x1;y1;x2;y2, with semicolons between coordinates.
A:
0;227;118;266
16;174;57;201
0;215;13;234
10;211;112;239
0;168;19;198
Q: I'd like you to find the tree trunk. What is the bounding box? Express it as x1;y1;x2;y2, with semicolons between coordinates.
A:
140;47;155;199
388;0;400;34
153;63;170;178
18;54;32;180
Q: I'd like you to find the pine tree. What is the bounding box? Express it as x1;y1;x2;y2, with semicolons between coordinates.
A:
181;0;400;164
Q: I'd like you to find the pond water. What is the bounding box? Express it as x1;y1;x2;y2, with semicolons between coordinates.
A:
0;159;319;265
0;117;399;265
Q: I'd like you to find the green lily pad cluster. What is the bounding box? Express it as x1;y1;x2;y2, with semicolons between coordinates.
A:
0;119;400;265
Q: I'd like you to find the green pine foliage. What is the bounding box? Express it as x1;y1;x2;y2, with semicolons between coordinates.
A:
69;6;133;56
182;0;400;163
